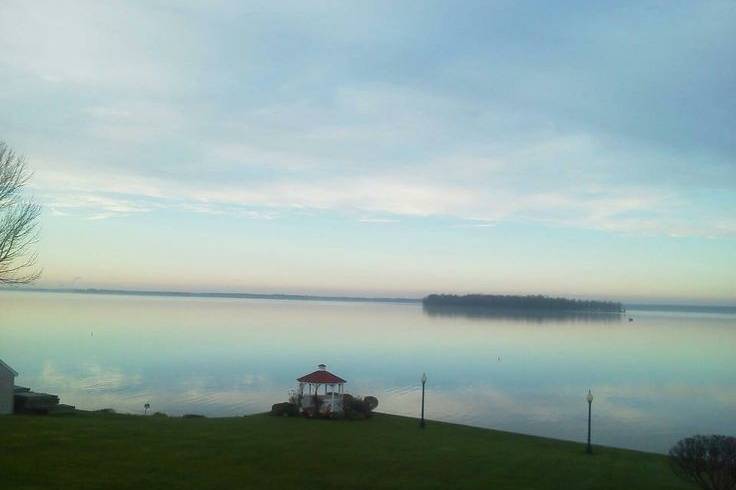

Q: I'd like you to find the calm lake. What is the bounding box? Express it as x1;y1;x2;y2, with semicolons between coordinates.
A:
2;291;735;454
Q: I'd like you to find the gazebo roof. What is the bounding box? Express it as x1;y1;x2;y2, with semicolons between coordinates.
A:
297;366;346;384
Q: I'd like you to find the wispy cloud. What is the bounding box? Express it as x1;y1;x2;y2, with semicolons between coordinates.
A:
359;218;400;224
29;152;734;236
1;0;735;294
3;0;731;237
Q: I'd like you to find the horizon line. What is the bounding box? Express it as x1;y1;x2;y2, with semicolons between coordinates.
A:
2;287;736;311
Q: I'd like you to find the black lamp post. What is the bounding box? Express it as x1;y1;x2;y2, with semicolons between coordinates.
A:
420;372;427;429
586;389;594;454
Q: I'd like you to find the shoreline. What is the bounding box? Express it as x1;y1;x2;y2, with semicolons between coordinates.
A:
2;287;735;313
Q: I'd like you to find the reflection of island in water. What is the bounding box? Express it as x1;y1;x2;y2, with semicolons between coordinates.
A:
422;294;624;323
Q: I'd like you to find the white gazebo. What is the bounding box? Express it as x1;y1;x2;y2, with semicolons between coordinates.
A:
296;364;346;415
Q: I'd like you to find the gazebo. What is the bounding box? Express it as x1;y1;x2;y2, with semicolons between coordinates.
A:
296;364;346;415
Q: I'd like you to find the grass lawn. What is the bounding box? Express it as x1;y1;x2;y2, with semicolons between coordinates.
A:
0;412;692;490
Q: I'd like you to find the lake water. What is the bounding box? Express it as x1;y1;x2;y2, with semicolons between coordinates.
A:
2;291;735;454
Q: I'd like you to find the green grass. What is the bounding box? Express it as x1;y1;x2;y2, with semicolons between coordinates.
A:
0;412;691;490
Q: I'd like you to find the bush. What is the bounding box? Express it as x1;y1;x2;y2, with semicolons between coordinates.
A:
669;435;736;490
344;395;379;419
183;414;205;418
270;402;298;417
364;396;379;411
350;398;369;415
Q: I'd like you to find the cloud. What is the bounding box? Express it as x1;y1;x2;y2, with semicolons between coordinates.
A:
1;0;734;239
26;145;735;236
82;102;186;144
40;191;154;220
359;218;400;224
28;145;733;237
0;0;200;93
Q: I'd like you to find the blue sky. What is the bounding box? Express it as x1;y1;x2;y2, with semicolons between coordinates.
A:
1;1;734;302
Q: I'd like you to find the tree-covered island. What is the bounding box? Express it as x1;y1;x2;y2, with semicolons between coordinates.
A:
423;294;623;313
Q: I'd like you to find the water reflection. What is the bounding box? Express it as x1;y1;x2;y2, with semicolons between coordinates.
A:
1;291;734;454
422;303;624;323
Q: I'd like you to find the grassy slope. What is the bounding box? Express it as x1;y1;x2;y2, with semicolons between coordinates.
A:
0;412;691;490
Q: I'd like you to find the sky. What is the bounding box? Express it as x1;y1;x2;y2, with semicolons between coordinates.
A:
0;0;734;303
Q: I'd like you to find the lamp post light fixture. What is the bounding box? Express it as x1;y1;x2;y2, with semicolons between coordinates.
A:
420;372;427;429
586;390;594;454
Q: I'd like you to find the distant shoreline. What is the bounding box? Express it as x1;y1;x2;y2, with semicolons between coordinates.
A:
624;303;736;315
2;287;735;314
0;287;421;304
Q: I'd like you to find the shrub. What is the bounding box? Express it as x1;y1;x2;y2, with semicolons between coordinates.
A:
270;402;298;417
345;395;379;419
364;396;379;411
302;406;318;418
350;398;369;415
669;435;736;490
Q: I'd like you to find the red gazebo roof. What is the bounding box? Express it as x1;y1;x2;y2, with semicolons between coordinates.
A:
297;369;346;384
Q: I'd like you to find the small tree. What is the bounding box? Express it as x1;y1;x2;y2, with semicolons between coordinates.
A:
669;435;736;490
0;141;41;284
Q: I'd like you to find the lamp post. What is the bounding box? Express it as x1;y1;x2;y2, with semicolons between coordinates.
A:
586;390;594;454
420;372;427;429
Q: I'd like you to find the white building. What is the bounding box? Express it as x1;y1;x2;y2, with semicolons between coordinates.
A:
0;359;18;414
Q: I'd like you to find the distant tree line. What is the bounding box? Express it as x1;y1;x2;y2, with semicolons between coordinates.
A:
423;294;623;313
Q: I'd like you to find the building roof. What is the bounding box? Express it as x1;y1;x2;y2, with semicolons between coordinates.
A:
0;359;18;376
297;369;346;384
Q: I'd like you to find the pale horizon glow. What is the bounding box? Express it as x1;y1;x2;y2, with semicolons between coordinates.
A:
1;1;734;303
